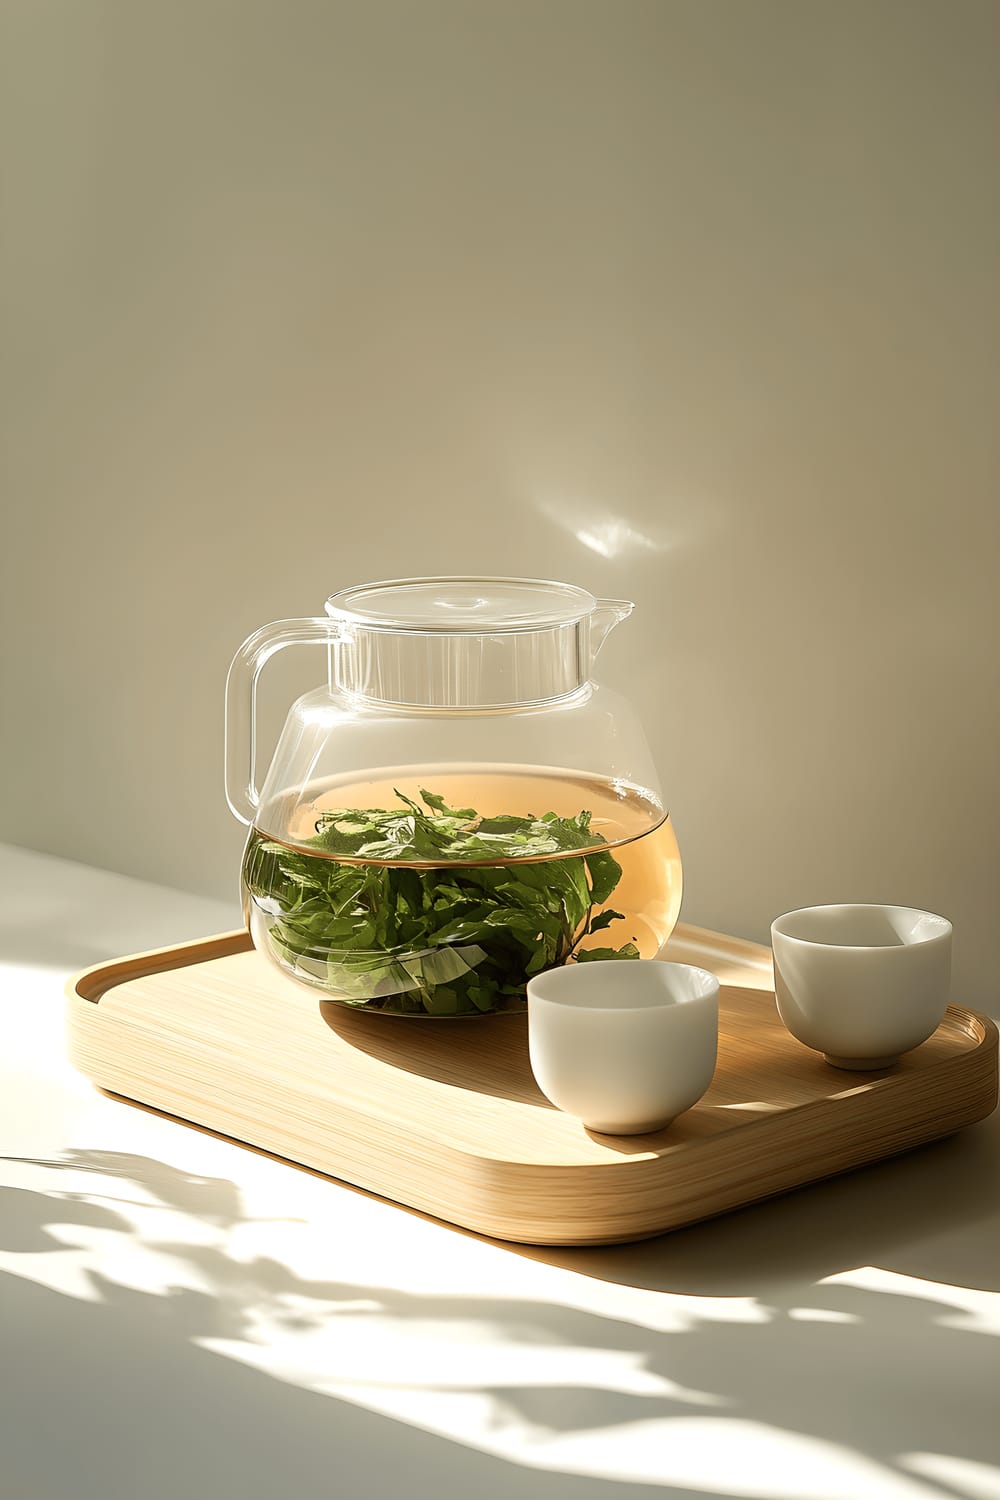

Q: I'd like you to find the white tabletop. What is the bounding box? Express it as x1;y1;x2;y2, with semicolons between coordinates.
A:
2;842;998;1500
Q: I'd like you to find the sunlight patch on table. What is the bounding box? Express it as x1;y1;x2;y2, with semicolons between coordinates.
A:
823;1267;1000;1336
900;1454;1000;1500
787;1307;861;1324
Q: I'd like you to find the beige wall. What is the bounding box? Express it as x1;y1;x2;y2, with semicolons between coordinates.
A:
2;1;998;1005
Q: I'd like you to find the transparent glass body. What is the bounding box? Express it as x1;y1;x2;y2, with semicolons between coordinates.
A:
226;578;682;1016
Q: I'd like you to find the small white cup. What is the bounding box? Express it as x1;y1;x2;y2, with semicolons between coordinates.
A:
526;960;719;1135
771;903;953;1070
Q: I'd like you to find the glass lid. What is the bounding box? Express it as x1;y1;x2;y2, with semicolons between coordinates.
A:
326;577;598;634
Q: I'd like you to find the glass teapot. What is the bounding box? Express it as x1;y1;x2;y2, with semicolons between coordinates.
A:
226;577;682;1016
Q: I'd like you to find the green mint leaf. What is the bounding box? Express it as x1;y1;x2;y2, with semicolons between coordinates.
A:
474;814;534;833
585;849;622;906
419;787;477;819
588;908;625;933
574;942;641;963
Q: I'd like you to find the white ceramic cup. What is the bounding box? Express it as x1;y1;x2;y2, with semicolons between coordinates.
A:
526;960;719;1135
771;903;953;1070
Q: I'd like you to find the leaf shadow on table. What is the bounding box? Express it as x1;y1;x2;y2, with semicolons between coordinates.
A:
2;1141;999;1500
0;1149;743;1500
512;1117;1000;1494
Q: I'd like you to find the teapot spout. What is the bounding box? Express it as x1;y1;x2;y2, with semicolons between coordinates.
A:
591;597;635;658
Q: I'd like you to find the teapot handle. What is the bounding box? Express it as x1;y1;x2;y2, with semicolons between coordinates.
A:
224;618;341;825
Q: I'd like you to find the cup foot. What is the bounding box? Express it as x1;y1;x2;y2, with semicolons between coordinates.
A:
585;1119;672;1136
823;1052;900;1071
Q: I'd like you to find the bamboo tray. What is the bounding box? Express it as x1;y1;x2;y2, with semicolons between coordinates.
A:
66;924;998;1246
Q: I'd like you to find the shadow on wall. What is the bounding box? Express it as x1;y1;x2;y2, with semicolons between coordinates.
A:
1;1140;998;1500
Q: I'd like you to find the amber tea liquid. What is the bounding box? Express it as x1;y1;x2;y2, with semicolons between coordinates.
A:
244;766;682;1014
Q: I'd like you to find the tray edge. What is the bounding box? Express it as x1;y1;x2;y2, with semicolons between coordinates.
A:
68;929;252;1005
